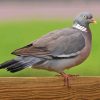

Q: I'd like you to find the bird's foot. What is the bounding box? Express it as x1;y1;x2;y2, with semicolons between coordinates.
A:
56;74;79;77
60;73;79;88
66;74;79;77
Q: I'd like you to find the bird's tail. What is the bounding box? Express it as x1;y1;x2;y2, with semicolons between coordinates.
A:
0;56;45;73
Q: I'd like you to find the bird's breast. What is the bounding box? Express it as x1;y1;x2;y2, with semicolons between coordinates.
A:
75;35;92;65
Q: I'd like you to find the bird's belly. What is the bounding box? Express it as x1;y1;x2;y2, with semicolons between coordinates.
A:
33;58;77;72
33;41;91;73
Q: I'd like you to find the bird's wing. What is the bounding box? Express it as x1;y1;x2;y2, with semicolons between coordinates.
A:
12;28;85;59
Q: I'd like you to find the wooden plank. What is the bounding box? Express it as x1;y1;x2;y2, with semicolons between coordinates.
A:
0;77;100;100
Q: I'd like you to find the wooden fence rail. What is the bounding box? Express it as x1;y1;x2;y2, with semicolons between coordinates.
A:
0;77;100;100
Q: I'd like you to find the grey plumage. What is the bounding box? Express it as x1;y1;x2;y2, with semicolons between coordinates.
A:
12;28;85;59
0;12;95;86
0;56;45;72
0;12;96;87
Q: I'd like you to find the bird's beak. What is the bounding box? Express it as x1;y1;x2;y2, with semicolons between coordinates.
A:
90;18;97;24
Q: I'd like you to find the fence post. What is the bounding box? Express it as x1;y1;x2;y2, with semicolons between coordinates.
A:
0;77;100;100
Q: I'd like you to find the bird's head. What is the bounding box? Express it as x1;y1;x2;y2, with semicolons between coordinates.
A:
73;12;96;27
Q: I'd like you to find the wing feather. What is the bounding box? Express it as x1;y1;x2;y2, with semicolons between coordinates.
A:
12;28;85;59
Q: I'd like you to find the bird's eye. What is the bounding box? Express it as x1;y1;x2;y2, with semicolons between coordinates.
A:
83;15;86;18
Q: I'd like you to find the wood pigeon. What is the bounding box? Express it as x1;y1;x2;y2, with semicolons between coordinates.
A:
0;12;96;87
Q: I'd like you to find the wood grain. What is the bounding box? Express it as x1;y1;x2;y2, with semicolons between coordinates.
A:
0;77;100;100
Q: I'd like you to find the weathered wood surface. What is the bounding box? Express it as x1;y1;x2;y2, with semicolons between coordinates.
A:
0;77;100;100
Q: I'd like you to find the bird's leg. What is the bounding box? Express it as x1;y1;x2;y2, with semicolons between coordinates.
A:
60;72;71;88
60;72;79;88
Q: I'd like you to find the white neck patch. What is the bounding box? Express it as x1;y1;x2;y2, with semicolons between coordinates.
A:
73;23;87;32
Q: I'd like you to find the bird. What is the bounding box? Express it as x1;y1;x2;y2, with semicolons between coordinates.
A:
0;12;96;87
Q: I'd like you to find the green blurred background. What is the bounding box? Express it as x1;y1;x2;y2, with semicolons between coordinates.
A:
0;0;100;76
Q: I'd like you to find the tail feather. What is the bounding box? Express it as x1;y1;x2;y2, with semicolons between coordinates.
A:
0;56;45;73
8;66;26;73
0;60;18;69
7;62;27;72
